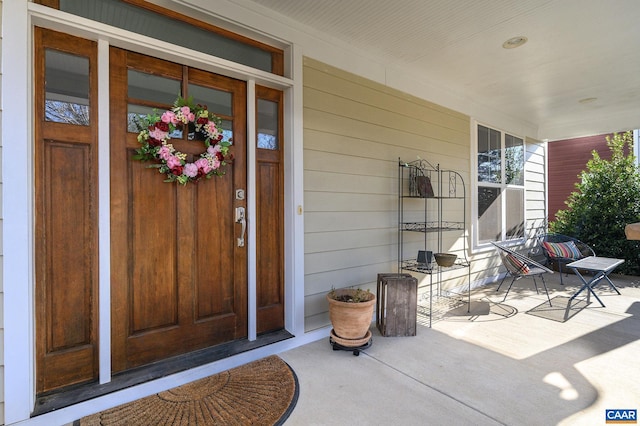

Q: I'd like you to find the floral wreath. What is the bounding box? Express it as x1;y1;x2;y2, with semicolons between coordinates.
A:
133;96;232;185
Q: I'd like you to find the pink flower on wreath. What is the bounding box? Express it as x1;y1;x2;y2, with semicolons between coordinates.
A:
178;106;195;123
211;156;221;170
166;155;182;169
149;127;168;141
184;163;198;178
161;111;178;125
204;121;219;139
158;145;172;161
195;158;212;174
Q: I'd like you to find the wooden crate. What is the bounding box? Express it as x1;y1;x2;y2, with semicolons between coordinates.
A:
376;273;418;337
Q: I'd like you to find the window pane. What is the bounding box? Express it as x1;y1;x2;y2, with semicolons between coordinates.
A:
127;99;233;144
127;71;182;134
220;119;234;145
45;49;90;125
127;104;181;139
188;84;232;117
128;70;181;104
477;125;501;183
476;124;526;246
127;106;152;134
184;84;233;143
505;188;525;240
478;186;502;243
505;134;524;185
257;98;279;150
60;0;274;73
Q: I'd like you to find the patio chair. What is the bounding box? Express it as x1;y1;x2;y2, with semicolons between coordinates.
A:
492;242;553;306
538;233;596;284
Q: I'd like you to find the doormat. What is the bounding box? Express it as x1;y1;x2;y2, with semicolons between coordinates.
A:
76;355;298;426
526;296;590;323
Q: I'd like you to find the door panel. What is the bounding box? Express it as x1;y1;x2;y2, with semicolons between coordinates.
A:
255;86;285;334
34;28;99;394
130;167;179;333
110;48;247;372
194;183;236;320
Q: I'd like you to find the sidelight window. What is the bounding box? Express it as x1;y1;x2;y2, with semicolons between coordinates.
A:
257;99;280;150
45;50;90;125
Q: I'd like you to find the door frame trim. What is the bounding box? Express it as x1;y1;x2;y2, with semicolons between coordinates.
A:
247;80;258;341
97;38;112;385
3;1;34;422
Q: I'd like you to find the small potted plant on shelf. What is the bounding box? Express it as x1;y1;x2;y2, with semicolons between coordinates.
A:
327;287;376;350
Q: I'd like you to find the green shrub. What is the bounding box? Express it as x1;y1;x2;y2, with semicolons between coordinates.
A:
550;131;640;274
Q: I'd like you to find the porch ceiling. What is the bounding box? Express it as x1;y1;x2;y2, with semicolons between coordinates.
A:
238;0;640;140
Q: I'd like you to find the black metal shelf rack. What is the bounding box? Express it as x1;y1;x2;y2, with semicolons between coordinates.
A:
397;158;471;326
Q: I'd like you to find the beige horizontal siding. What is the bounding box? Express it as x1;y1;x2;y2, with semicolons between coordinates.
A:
304;109;469;167
303;66;469;132
303;57;471;331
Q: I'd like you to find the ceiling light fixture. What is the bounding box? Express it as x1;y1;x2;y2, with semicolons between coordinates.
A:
502;36;528;49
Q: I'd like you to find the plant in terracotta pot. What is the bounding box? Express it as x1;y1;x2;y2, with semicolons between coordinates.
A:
327;287;376;351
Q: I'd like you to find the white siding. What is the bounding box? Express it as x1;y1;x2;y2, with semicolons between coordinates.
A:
302;58;471;331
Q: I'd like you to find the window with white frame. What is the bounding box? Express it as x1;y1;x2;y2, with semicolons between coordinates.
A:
475;123;525;246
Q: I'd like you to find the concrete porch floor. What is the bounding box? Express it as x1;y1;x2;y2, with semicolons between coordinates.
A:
280;271;640;425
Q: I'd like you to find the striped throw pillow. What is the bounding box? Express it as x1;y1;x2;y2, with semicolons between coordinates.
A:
542;241;582;260
503;253;530;274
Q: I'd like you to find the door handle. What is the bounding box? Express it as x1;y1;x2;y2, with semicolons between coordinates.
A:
235;207;246;247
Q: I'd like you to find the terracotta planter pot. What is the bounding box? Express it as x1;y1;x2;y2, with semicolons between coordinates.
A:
327;289;376;345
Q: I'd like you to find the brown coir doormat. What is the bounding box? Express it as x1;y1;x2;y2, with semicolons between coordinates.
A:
76;355;298;426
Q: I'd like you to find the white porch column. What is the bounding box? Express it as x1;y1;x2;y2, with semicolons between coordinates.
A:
2;0;35;423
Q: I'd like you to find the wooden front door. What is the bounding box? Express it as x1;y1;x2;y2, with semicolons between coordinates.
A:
35;29;285;392
109;48;248;372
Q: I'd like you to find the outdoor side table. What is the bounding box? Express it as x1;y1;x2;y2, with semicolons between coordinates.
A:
566;256;623;307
